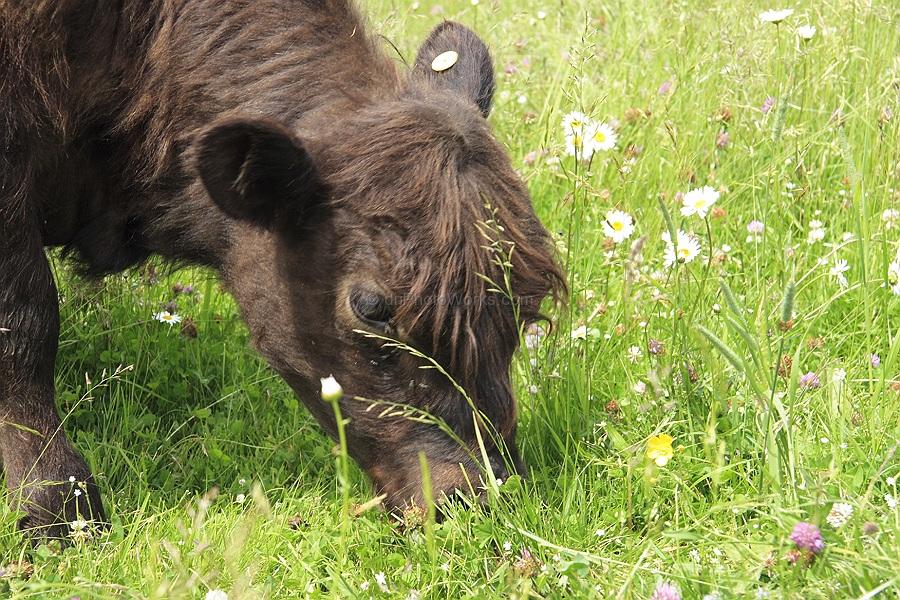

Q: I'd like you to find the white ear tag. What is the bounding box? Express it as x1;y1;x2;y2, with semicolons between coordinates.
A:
431;50;459;72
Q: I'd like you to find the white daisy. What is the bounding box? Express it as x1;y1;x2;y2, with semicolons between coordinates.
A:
830;258;850;288
153;311;182;326
796;25;816;39
561;111;591;135
205;592;228;600
603;209;635;243
564;131;592;160
586;121;618;152
681;186;720;219
320;375;343;402
663;230;702;267
759;8;794;24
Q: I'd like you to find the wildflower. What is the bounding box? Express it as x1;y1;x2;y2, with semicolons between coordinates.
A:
789;522;825;554
806;220;825;244
886;493;898;510
374;572;389;592
715;130;730;149
627;345;643;363
513;548;541;577
662;230;702;267
360;581;370;591
153;311;182;326
650;581;681;600
681;186;720;219
799;371;820;389
320;375;343;402
703;594;722;600
832;368;846;385
882;208;899;229
830;258;850;288
862;521;879;536
648;338;665;355
603;209;635;243
587;121;618;152
796;25;816;39
646;434;674;467
205;592;228;600
759;8;794;23
746;220;765;243
562;111;590;135
633;380;647;395
871;353;881;368
826;502;853;528
235;493;245;503
524;323;545;350
887;476;896;486
888;256;900;295
761;96;776;114
658;80;673;95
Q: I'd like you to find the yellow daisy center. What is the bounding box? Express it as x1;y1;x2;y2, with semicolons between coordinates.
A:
612;221;624;231
593;131;606;143
573;135;583;147
570;119;583;130
678;247;692;257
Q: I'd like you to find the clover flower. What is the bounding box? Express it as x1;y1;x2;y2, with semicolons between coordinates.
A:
789;522;825;554
746;220;765;243
650;581;681;600
826;502;853;528
799;371;820;389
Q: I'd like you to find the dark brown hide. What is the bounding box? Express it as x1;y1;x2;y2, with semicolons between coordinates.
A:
0;0;565;535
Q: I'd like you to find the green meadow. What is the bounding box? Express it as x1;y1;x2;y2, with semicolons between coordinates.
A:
2;0;899;598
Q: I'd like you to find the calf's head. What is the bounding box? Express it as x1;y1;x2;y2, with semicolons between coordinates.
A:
194;23;565;512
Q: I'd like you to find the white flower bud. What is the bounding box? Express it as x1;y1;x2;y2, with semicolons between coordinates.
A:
320;375;343;402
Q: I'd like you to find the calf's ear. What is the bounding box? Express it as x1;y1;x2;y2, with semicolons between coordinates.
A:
412;21;495;118
195;117;324;229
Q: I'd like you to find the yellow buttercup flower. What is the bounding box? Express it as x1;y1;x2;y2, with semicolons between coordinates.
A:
647;434;674;467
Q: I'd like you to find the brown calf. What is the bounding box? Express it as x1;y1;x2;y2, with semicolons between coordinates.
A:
0;0;564;539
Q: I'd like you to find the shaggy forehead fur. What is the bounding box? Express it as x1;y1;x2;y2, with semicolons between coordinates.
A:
321;93;566;386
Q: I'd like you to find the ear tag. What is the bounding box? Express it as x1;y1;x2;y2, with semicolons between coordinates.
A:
431;50;459;72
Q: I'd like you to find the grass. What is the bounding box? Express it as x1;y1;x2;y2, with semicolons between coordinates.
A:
2;0;899;597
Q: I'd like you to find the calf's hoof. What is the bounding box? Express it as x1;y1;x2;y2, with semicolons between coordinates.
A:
12;463;107;544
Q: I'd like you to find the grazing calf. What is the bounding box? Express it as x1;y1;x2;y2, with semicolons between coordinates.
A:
0;0;564;539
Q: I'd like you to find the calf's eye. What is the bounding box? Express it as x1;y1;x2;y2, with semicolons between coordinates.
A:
350;289;394;329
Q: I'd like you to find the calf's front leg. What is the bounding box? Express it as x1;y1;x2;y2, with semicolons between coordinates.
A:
0;223;105;541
